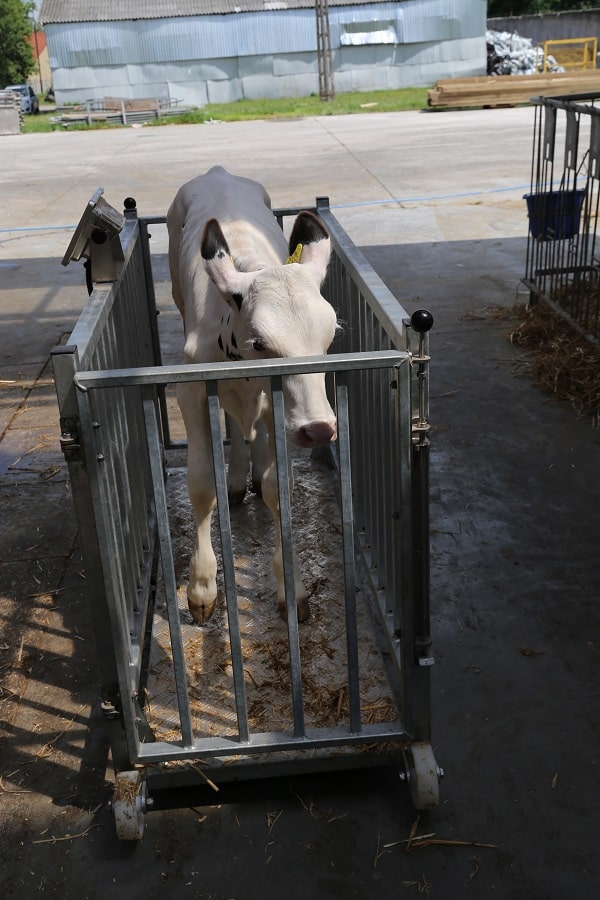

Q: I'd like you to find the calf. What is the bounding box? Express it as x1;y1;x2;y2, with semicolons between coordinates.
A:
167;166;338;624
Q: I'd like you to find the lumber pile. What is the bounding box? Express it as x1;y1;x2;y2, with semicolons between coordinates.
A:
428;70;600;109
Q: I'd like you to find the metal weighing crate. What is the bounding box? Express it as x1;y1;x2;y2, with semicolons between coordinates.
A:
53;190;440;840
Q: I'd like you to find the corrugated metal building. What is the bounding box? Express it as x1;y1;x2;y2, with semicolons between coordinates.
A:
39;0;486;106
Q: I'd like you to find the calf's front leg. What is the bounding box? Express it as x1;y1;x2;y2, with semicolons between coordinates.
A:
227;417;269;504
178;381;218;623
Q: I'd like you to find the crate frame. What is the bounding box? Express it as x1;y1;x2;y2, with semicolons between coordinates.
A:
53;192;439;832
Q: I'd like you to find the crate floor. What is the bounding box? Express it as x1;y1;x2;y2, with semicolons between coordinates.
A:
146;453;401;753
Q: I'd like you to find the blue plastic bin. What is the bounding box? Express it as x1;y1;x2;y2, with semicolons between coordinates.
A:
524;189;586;241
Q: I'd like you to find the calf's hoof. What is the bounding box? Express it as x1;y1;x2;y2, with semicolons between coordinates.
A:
227;485;247;507
188;593;217;624
278;596;311;623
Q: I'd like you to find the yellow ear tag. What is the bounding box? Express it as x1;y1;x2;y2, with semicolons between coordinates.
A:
286;243;303;265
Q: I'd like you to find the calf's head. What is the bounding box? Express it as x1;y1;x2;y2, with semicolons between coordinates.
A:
202;211;337;448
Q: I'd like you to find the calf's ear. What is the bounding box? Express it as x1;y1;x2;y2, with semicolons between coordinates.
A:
201;218;250;310
288;211;331;285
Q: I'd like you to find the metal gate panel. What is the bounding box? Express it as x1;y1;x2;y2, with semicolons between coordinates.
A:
524;94;600;342
319;203;418;689
54;192;439;823
73;351;411;764
53;207;160;736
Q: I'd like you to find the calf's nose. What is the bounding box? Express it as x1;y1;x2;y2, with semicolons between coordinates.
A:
297;421;337;448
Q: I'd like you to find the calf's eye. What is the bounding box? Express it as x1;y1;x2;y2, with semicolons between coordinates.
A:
252;339;265;352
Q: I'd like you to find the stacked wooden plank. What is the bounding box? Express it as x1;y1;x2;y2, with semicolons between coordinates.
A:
428;70;600;109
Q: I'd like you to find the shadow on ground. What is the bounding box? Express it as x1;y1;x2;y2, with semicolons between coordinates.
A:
0;237;598;899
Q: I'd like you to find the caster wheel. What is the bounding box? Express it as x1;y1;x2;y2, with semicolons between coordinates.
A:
112;770;147;840
406;742;441;810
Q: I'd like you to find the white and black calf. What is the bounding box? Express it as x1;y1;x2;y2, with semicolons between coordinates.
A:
167;166;338;624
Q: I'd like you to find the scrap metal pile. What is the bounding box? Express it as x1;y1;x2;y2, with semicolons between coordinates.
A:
487;29;563;76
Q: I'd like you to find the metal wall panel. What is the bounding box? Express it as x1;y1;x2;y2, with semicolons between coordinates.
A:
399;0;483;43
46;14;318;67
46;0;487;104
46;1;486;67
51;37;484;104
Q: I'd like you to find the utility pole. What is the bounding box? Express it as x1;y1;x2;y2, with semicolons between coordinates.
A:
315;0;335;101
30;13;44;94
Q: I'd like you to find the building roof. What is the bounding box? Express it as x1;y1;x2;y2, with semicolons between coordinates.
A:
40;0;375;24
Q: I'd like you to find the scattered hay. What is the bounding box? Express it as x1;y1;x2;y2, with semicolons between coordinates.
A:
551;272;600;336
476;302;600;425
508;302;600;425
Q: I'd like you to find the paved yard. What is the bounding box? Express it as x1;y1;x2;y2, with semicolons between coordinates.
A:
0;109;598;899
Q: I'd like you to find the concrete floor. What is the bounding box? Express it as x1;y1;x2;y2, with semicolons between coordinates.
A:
1;109;598;899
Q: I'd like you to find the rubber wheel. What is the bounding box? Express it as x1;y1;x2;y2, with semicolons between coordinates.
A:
407;742;440;810
113;770;146;840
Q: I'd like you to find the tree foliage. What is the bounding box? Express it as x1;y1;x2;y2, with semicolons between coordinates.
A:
488;0;597;15
0;0;35;87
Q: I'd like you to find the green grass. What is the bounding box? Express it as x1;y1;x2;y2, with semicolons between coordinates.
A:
191;88;429;121
21;87;430;133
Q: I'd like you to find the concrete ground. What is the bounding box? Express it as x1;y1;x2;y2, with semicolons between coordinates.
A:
1;108;598;899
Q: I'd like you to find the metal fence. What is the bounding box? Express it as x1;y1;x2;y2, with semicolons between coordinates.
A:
53;192;439;837
524;93;600;343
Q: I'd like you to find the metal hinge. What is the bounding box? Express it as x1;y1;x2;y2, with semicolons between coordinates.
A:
59;416;81;461
415;636;435;667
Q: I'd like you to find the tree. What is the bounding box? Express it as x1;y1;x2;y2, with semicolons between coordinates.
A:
488;0;597;14
0;0;35;87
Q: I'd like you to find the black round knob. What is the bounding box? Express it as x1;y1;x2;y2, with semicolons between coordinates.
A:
91;227;107;244
124;196;137;210
411;309;434;333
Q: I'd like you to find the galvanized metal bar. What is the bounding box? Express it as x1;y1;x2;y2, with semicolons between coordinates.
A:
124;390;153;614
206;381;250;745
408;324;433;742
138;216;182;452
362;357;412;681
142;389;195;749
74;350;408;391
564;108;580;172
103;374;142;618
396;355;414;653
271;375;305;738
75;384;141;760
136;720;407;765
138;217;163;365
542;102;557;164
317;205;409;345
63;224;138;368
90;385;137;636
334;375;361;734
590;114;600;181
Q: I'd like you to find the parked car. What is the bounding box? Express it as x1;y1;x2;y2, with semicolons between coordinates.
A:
4;84;39;114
